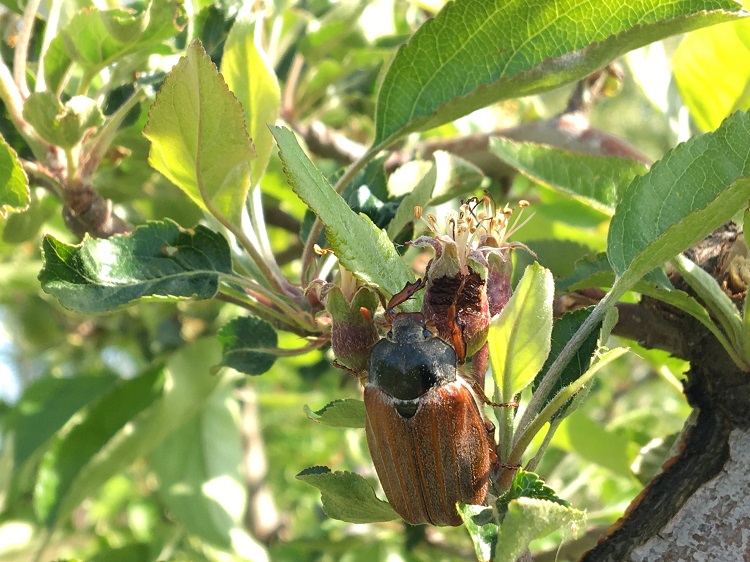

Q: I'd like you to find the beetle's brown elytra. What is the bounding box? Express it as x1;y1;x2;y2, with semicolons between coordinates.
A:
364;310;493;526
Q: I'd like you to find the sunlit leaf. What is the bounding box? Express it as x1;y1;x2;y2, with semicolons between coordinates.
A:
222;6;281;187
144;40;256;225
269;126;414;301
490;137;648;214
304;399;366;428
150;375;245;548
23;94;103;149
44;1;186;93
39;220;233;313
296;466;398;523
0;135;29;218
35;367;165;525
674;19;750;131
374;0;745;147
608;110;750;296
9;374;118;469
489;263;554;398
36;339;224;529
494;498;585;562
552;411;638;479
217;316;278;375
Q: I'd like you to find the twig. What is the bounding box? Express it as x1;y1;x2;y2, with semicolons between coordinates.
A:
14;0;43;98
281;54;304;122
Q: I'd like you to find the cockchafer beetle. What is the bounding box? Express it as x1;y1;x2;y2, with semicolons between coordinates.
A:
364;280;497;526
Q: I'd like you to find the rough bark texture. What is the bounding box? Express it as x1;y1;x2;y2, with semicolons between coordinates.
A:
581;224;750;562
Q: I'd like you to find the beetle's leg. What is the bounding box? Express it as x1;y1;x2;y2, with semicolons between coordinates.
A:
332;358;367;383
464;376;518;409
386;278;426;313
446;303;467;363
469;343;489;386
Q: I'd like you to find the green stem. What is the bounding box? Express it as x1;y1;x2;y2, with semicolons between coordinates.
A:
0;59;48;158
215;289;301;331
246;185;286;283
65;147;78;184
14;0;42;97
513;289;617;448
525;416;563;472
508;347;628;470
497;400;515;463
220;274;317;333
83;87;147;176
22;160;65;199
77;71;95;96
194;143;290;296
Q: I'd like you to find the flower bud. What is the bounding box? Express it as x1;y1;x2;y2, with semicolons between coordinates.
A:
321;275;380;375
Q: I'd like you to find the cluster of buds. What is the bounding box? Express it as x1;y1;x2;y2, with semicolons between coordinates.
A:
314;195;530;378
309;266;381;376
413;196;530;363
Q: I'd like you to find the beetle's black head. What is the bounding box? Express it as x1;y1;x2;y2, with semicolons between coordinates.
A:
368;313;457;405
387;313;433;343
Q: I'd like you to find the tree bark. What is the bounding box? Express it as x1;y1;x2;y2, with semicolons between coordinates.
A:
581;224;750;561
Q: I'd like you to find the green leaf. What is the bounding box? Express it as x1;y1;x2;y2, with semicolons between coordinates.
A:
608;111;750;297
39;220;233;313
304;399;366;428
556;252;614;292
35;367;165;525
509;470;569;506
23;93;104;149
674;19;750;132
43;1;187;93
217;316;278;375
489;137;649;214
671;253;743;356
489;263;554;398
494;498;585;562
0;135;29;217
144;40;256;225
37;338;223;530
459;504;498;562
149;375;244;548
269;126;414;300
373;0;746;147
9;374;118;469
296;466;399;524
221;5;281;188
637;282;743;369
42;37;73;96
532;308;600;418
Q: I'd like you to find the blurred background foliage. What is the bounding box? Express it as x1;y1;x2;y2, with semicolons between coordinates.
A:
0;0;746;560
